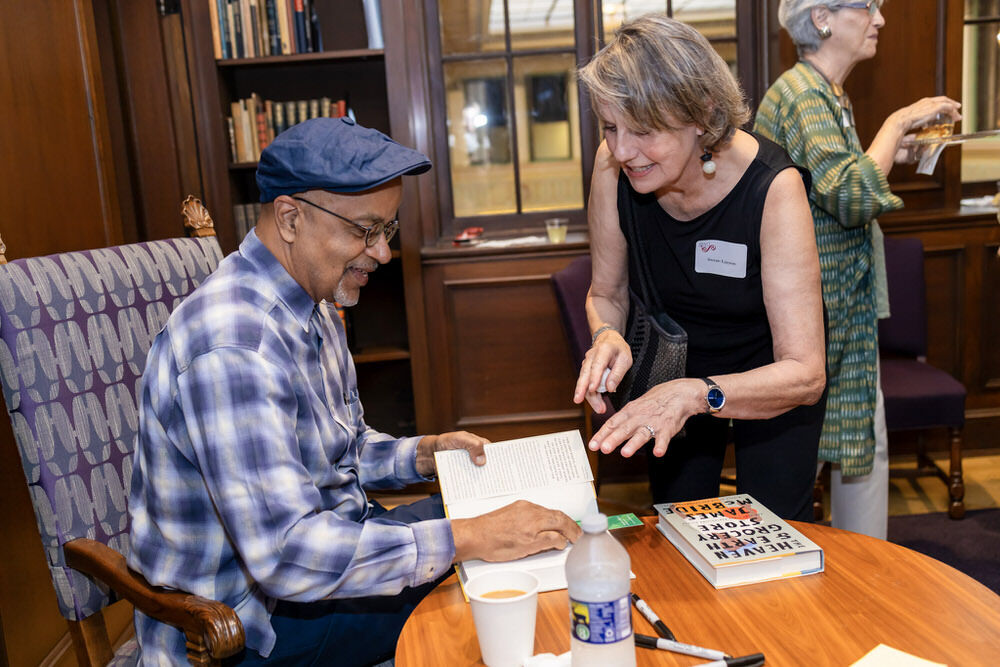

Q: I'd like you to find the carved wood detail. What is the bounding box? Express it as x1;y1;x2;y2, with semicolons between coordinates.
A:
181;194;218;238
63;538;244;664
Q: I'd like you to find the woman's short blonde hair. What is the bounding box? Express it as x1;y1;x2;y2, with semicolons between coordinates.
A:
578;14;749;151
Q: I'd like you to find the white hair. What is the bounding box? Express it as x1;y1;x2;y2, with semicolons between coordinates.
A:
779;0;834;55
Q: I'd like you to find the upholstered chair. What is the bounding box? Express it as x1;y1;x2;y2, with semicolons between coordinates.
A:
0;197;244;665
879;236;967;519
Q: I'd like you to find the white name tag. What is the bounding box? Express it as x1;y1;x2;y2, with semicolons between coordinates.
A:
694;239;747;278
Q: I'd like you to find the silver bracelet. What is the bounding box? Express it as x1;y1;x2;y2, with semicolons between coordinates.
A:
591;324;618;344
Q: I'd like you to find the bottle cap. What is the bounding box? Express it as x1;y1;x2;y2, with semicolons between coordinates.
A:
580;513;608;533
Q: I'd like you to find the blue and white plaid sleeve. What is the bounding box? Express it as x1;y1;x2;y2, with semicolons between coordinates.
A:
177;346;455;601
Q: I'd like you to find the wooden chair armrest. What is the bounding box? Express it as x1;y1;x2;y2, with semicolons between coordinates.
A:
64;538;245;659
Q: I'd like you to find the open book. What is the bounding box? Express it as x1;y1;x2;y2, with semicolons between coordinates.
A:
434;430;599;592
654;494;824;588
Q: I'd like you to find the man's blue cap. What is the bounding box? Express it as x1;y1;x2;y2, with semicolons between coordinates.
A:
256;117;431;202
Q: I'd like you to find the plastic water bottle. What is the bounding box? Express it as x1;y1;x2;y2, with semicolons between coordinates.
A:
566;513;636;666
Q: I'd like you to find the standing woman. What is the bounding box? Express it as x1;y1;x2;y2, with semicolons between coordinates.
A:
574;15;827;521
754;0;961;538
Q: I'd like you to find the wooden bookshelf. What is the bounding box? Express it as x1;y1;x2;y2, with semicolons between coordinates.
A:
182;0;420;435
215;49;383;67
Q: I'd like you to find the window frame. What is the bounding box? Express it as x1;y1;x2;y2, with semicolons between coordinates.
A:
960;6;1000;198
422;0;778;240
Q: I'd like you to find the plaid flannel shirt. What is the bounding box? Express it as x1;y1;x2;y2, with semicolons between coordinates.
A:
128;230;455;664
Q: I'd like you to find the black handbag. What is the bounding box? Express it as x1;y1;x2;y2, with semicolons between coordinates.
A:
610;209;688;411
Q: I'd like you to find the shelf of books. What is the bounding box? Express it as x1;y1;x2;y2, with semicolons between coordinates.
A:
207;0;383;61
188;0;416;435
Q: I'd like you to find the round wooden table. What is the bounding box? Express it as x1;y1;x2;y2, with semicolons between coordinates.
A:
396;518;1000;666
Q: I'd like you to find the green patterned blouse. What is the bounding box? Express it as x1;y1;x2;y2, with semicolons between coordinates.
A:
754;61;904;476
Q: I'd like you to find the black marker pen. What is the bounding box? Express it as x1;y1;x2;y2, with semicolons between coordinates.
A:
630;592;675;640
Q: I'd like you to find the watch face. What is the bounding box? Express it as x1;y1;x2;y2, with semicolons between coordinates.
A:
707;386;725;410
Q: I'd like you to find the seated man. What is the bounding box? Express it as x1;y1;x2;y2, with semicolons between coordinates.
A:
128;117;581;666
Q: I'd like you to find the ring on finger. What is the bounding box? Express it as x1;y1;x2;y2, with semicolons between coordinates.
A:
640;424;655;439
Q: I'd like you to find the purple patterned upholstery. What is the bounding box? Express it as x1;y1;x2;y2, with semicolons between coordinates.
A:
0;237;223;630
878;237;966;431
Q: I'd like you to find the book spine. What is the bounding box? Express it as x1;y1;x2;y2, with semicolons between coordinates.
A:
309;0;323;52
241;0;256;57
208;0;223;59
308;98;319;120
265;0;280;56
256;110;268;152
229;0;244;58
319;96;331;118
302;0;313;52
296;100;308;126
361;0;383;50
230;101;246;162
284;0;297;53
284;100;297;127
256;0;270;57
264;99;275;144
226;116;237;162
248;0;261;58
273;101;286;136
241;101;255;162
217;0;231;59
274;0;291;54
248;93;262;159
293;0;307;54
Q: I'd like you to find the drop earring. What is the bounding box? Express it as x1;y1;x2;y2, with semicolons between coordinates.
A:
700;148;716;175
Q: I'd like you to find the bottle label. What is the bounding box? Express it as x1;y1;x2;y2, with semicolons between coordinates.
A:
569;594;633;645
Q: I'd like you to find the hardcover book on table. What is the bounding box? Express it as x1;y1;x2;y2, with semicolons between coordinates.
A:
654;494;824;588
434;430;599;593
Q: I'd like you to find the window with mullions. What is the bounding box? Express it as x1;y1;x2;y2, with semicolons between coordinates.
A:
437;0;585;222
428;0;766;235
962;0;1000;188
601;1;738;74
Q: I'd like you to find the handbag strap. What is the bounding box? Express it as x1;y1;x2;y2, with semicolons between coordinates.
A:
618;173;665;313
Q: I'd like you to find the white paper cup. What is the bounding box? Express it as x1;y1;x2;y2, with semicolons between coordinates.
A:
466;570;540;667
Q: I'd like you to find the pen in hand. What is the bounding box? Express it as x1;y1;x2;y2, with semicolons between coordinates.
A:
630;592;675;640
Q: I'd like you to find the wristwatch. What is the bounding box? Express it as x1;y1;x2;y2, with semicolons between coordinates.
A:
701;377;725;414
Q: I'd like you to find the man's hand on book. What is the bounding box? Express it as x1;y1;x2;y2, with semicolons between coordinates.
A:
416;430;490;477
451;500;582;563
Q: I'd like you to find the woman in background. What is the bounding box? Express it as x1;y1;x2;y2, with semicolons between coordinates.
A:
754;0;961;538
574;15;827;521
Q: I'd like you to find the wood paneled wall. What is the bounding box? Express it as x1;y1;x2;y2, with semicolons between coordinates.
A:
0;1;187;663
0;2;128;664
419;248;588;440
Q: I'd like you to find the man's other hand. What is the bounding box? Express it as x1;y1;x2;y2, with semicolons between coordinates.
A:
451;500;582;563
415;430;490;477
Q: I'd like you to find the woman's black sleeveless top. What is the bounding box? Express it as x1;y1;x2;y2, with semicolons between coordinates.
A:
617;134;810;378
